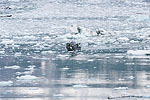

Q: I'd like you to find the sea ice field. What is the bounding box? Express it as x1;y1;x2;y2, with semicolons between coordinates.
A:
0;0;150;100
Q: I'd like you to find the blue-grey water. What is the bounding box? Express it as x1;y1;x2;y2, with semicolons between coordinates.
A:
0;0;150;100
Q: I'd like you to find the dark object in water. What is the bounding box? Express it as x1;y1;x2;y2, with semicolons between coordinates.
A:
4;7;11;9
77;27;81;34
6;15;12;17
71;24;82;35
66;42;81;51
0;15;12;17
96;30;104;35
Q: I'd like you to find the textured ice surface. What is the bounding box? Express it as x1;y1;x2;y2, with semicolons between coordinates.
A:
0;0;150;100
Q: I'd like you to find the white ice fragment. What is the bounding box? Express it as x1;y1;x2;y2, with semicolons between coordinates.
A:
93;67;97;69
0;81;13;87
0;51;5;54
43;36;51;40
88;59;94;62
17;75;37;80
62;67;69;70
25;65;36;74
4;65;20;69
114;87;128;90
118;78;125;81
14;52;22;56
95;28;113;36
57;54;69;60
1;39;14;44
130;40;139;43
8;0;20;2
145;84;150;88
16;71;32;75
73;84;88;88
128;76;134;80
118;37;129;42
127;50;150;55
42;50;54;54
53;94;64;98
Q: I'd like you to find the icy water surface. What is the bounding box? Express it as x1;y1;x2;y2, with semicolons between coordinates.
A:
0;0;150;100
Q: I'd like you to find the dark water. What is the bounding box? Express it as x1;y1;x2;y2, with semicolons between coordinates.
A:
0;0;150;100
1;54;150;100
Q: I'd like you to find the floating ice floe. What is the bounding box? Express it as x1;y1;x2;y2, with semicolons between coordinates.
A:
61;67;69;70
16;75;38;82
73;84;88;88
118;37;129;42
114;87;128;90
0;81;13;87
145;84;150;88
0;50;5;54
128;76;134;80
4;65;20;69
8;0;21;2
127;50;150;55
53;94;64;98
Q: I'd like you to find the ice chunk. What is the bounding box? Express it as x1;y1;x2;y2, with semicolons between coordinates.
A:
4;65;20;69
118;37;129;42
53;94;64;98
0;81;13;87
88;59;94;62
114;87;128;90
73;84;88;88
145;84;150;88
42;50;55;54
8;0;20;2
127;50;150;55
62;67;69;70
17;75;37;80
0;50;5;54
128;76;134;80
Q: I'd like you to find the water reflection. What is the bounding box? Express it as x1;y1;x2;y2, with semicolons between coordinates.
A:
0;54;150;100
